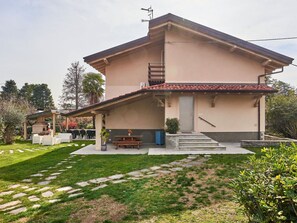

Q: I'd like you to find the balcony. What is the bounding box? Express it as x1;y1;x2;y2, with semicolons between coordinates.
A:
148;63;165;86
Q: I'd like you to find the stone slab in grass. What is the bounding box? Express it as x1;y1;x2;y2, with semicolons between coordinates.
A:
67;189;82;194
48;199;60;203
112;180;128;184
161;164;172;168
25;187;36;192
42;191;54;198
89;177;110;184
36;187;50;192
108;174;124;180
68;193;84;198
143;174;159;178
157;170;172;174
76;181;89;187
170;167;183;172
31;173;43;177
150;166;161;171
9;150;13;154
17;149;24;153
0;200;21;210
56;186;72;192
28;195;40;202
9;207;27;215
13;193;26;199
45;176;57;181
91;184;108;191
38;181;51;185
22;179;32;182
127;171;143;177
9;184;21;189
50;173;61;176
32;204;41;209
0;191;14;197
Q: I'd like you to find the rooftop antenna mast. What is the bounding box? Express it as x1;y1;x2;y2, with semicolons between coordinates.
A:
141;6;153;22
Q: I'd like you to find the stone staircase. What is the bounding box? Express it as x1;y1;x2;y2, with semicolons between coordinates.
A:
178;133;226;151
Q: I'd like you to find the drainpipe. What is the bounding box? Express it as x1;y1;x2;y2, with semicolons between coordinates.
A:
257;67;284;140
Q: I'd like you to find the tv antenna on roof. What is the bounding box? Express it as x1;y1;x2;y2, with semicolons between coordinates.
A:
141;6;153;22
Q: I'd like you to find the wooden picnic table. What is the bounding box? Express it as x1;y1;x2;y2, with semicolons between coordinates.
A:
113;135;143;149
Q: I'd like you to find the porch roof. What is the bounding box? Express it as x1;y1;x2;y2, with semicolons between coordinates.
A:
65;83;276;117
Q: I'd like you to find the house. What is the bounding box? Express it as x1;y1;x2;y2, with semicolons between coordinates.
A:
66;13;293;150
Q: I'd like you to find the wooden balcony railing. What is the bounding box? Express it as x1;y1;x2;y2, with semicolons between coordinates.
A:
148;63;165;86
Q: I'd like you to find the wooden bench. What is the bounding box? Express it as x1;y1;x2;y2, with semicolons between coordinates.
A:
113;140;142;149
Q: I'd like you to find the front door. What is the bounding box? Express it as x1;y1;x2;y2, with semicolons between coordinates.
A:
179;96;194;132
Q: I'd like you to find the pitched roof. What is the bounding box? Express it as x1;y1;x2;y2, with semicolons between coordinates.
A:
84;13;293;72
149;14;293;65
65;83;276;117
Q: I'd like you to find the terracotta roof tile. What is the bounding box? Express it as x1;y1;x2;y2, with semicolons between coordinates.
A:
144;83;276;92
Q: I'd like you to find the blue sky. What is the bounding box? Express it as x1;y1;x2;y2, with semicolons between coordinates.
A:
1;0;297;106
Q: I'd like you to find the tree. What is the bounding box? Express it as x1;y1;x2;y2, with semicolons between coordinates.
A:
0;99;33;144
82;72;105;105
1;80;18;100
60;61;86;109
266;79;297;138
19;83;34;101
31;84;55;110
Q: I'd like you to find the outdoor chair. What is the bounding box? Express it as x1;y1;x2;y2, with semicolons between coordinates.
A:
56;133;73;143
32;134;43;144
41;135;61;146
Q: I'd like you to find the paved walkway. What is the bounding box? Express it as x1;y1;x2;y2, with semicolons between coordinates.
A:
71;143;254;155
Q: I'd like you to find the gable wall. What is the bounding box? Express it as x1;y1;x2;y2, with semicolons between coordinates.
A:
164;29;264;83
105;44;163;99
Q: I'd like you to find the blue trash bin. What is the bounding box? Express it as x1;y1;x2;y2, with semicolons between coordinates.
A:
155;131;165;145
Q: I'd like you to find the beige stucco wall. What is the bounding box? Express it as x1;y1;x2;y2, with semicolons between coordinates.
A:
165;94;265;133
106;97;164;129
105;44;163;100
164;30;265;83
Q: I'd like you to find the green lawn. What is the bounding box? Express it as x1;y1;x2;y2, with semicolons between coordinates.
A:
0;140;259;223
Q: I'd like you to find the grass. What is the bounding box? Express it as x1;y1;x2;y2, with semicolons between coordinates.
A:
0;140;262;223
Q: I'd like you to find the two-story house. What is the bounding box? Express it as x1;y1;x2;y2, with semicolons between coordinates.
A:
66;13;293;150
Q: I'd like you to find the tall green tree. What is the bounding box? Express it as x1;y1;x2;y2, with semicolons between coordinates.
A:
82;72;105;105
60;61;86;109
19;83;34;101
1;80;18;100
31;84;55;110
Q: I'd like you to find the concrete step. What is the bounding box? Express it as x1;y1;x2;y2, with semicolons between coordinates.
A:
179;142;219;147
179;138;212;142
179;145;226;151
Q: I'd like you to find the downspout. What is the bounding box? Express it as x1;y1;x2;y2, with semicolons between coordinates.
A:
257;67;284;140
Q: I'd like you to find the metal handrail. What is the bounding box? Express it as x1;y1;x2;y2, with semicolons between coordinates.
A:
198;116;216;127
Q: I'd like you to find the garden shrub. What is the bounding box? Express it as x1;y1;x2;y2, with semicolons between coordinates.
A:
165;118;180;134
232;144;297;222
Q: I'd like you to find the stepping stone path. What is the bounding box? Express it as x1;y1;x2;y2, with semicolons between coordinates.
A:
0;154;207;216
0;151;3;155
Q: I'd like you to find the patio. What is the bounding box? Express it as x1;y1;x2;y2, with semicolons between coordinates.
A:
71;142;254;155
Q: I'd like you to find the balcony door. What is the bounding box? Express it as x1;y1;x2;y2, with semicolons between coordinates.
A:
179;96;194;133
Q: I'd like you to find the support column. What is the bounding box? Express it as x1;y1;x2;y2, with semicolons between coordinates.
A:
52;113;56;135
66;117;69;130
95;113;102;150
23;122;27;140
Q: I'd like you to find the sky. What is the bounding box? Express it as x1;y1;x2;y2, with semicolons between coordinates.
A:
1;0;297;107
